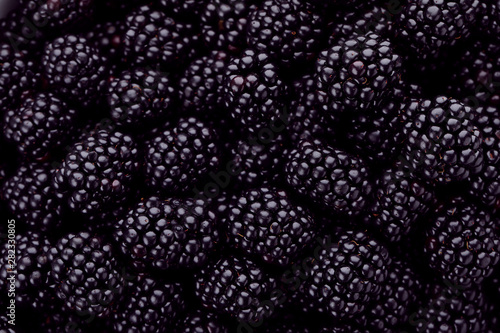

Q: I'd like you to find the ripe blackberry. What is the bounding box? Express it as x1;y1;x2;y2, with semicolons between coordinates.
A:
246;0;324;67
480;0;500;42
201;0;257;53
107;68;175;127
2;163;62;232
315;33;402;119
225;187;317;266
468;106;500;209
302;229;391;319
179;50;230;116
0;232;51;308
364;164;435;242
3;92;77;159
447;41;500;107
18;0;95;32
114;196;219;271
195;256;279;323
39;300;106;333
53;129;140;218
229;134;286;187
425;199;500;289
84;19;126;63
42;35;108;107
414;282;489;333
175;309;229;333
112;274;185;332
285;140;372;216
361;260;421;332
144;117;220;194
394;0;480;60
0;43;38;110
401;97;484;184
123;5;199;69
287;74;333;144
0;8;46;53
48;232;124;317
223;49;288;134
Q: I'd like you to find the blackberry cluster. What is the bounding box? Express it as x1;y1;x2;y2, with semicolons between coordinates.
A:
3;0;500;331
114;196;219;271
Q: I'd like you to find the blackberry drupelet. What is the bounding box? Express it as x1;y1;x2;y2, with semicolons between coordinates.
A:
468;106;500;209
175;309;229;333
394;0;481;60
112;274;185;332
48;232;124;318
114;196;219;271
195;256;279;323
302;229;391;319
18;0;95;32
315;33;402;119
144;117;220;194
178;50;229;115
364;163;435;242
53;129;140;218
425;199;500;289
287;74;333;144
229;134;286;187
401;97;484;184
223;49;288;134
107;68;175;127
362;260;421;332
225;187;317;266
3;92;77;159
42;35;108;107
123;5;199;69
0;43;38;110
246;0;324;67
285;140;372;216
413;282;489;333
0;232;51;308
447;41;500;107
2;163;62;232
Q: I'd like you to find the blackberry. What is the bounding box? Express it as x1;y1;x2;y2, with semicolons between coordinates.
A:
84;19;126;63
401;97;484;184
302;229;391;319
0;232;51;308
39;300;106;333
201;0;257;53
107;68;175;127
159;0;208;18
287;74;333;144
0;8;46;53
123;5;199;69
361;260;421;332
447;41;500;107
480;0;500;43
246;0;324;67
413;282;489;333
18;0;95;32
112;274;185;332
175;309;229;333
178;50;229;115
114;196;219;271
315;33;402;119
144;117;220;194
2;163;62;232
48;232;124;317
53;129;140;218
225;187;317;266
364;163;435;242
0;43;38;110
468;106;500;209
229;134;286;187
223;49;288;134
3;92;77;159
195;256;279;323
42;35;108;107
394;0;480;60
285;140;372;216
425;199;500;289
